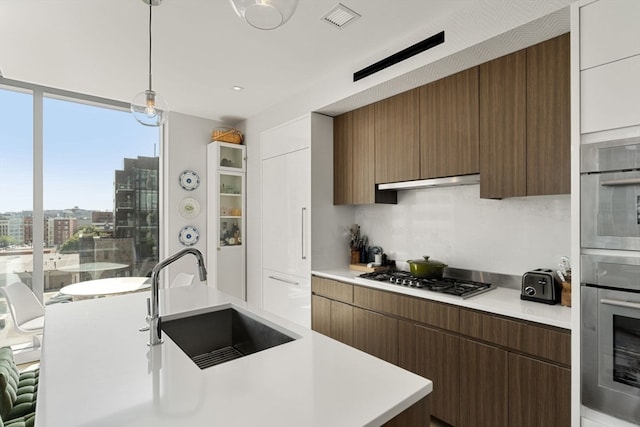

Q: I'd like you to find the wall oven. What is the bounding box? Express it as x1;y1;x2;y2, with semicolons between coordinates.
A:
581;137;640;250
581;254;640;424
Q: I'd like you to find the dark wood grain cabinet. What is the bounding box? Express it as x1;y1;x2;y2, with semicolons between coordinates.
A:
330;299;354;346
333;34;569;202
399;321;460;426
374;89;420;184
334;105;396;205
311;276;571;427
420;66;480;179
508;353;571;427
479;33;570;199
526;33;571;196
353;306;399;365
311;294;331;337
459;339;509;427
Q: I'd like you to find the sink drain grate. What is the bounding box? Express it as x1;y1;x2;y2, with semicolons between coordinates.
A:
192;346;244;369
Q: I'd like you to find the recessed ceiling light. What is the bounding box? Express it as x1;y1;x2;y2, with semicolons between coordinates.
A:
232;86;244;91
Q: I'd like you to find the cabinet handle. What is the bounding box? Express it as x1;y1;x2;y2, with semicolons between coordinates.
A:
268;276;299;286
601;178;640;187
301;207;307;260
600;298;640;310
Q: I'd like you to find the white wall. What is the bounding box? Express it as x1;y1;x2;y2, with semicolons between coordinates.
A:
355;186;570;276
163;112;228;285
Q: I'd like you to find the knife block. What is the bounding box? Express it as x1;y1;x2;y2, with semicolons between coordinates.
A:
560;281;571;307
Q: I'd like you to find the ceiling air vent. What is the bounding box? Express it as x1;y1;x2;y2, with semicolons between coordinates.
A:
353;30;445;82
322;3;361;29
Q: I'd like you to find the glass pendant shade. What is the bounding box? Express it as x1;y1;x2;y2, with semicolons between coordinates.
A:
131;1;168;127
230;0;298;30
131;89;168;127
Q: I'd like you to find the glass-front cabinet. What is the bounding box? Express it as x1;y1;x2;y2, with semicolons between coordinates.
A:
207;141;246;300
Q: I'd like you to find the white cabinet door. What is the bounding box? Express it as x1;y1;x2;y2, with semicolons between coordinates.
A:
580;0;640;70
262;269;311;328
581;55;640;133
262;148;310;278
217;245;244;298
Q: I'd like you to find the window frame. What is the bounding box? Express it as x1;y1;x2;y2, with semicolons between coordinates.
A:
0;77;164;302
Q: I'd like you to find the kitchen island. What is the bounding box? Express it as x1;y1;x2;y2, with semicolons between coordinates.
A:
35;284;431;427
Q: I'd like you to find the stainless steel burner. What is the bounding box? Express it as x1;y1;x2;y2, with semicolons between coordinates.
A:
359;270;495;299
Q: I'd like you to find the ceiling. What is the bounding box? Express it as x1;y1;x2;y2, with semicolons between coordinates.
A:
0;0;573;124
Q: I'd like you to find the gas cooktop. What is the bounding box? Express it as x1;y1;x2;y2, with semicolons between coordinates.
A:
359;270;495;299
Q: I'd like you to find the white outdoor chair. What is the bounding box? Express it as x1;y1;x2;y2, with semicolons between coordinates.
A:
0;282;45;335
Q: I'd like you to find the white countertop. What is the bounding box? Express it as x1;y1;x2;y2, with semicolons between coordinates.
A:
36;285;431;427
312;268;571;330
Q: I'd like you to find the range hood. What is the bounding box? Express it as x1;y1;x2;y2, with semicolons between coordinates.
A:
378;174;480;190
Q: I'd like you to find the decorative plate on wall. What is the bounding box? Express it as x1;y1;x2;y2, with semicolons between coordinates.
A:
178;197;200;219
178;225;200;246
179;170;200;191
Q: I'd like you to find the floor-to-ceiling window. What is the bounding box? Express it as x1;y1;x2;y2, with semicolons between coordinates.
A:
0;81;160;348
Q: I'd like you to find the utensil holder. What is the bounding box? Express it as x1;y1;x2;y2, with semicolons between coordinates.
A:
560;281;571;307
350;249;360;264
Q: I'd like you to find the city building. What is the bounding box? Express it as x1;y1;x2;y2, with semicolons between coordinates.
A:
114;156;159;276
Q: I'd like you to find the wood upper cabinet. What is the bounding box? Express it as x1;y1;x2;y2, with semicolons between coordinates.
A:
480;33;570;199
333;112;352;205
334;106;374;204
526;33;571;196
375;89;420;184
334;105;396;205
420;67;480;179
479;49;527;199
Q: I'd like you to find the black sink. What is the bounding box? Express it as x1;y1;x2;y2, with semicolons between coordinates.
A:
161;307;296;369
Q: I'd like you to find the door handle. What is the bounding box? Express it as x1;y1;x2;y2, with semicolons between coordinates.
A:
600;298;640;310
301;207;307;260
600;178;640;187
268;276;299;286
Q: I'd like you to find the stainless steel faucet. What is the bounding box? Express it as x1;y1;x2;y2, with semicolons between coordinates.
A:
146;248;208;346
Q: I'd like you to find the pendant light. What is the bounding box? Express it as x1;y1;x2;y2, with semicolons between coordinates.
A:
131;0;168;127
229;0;298;30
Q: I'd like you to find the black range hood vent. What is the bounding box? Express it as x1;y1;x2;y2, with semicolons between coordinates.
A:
353;30;445;82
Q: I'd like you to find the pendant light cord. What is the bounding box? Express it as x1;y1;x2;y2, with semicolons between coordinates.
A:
148;3;153;91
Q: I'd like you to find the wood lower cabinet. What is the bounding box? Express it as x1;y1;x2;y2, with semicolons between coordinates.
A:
311;276;571;427
399;321;460;426
311;294;354;346
459;339;509;427
311;294;331;337
420;66;479;179
375;89;420;184
330;300;354;346
508;353;571;427
353;306;399;365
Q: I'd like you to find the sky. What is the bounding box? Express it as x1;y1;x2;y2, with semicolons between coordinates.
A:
0;87;160;213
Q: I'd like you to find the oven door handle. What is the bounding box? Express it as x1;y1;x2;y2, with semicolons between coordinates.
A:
600;298;640;310
600;178;640;187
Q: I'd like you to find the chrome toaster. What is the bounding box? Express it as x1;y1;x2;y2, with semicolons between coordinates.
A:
521;268;560;304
